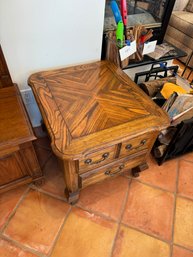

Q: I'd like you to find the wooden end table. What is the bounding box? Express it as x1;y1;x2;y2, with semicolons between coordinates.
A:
28;61;169;204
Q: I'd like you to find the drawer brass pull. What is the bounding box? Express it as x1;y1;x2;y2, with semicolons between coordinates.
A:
125;144;132;150
140;139;146;145
125;139;147;151
84;152;109;165
105;164;125;176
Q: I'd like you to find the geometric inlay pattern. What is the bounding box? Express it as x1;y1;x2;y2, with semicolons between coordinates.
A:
46;64;150;138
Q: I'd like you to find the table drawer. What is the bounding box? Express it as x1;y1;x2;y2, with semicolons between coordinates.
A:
120;133;152;158
79;145;116;173
80;153;146;188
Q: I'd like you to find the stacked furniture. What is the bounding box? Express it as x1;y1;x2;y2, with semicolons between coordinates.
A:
164;0;193;67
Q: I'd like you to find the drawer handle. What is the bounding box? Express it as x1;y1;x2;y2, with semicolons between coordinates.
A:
140;139;146;145
125;144;132;150
105;164;125;177
125;139;147;150
84;152;109;165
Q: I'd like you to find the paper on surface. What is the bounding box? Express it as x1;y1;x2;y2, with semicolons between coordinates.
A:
119;40;136;61
142;40;157;55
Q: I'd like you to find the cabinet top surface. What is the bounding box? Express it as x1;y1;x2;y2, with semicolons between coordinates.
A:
0;86;35;149
29;61;169;159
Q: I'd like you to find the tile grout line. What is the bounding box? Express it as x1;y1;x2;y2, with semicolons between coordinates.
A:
76;203;118;223
170;158;180;257
176;193;193;203
0;234;46;257
29;184;68;203
121;222;172;245
179;157;193;164
0;185;72;257
122;173;176;194
47;206;72;257
0;186;31;234
108;178;132;257
173;243;193;254
134;177;175;194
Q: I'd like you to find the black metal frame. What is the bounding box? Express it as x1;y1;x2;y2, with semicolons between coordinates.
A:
134;62;178;84
158;0;176;44
153;118;193;165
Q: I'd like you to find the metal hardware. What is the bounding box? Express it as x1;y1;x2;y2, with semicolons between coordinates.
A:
84;159;92;164
140;139;146;145
84;152;109;165
125;144;132;150
105;164;125;176
125;139;146;151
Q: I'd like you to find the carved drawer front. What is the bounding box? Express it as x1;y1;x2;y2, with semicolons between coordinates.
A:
120;133;151;158
79;145;116;173
80;153;146;188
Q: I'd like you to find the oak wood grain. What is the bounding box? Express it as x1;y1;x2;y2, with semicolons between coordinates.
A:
28;61;170;203
0;86;35;150
29;61;170;160
0;86;43;193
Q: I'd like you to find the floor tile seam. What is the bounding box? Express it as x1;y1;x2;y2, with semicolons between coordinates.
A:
47;206;72;257
170;159;180;257
28;185;69;204
175;193;193;202
120;222;172;245
0;234;46;257
108;178;132;257
132;177;175;194
75;204;118;223
75;178;132;224
173;242;193;253
0;186;31;234
179;157;193;164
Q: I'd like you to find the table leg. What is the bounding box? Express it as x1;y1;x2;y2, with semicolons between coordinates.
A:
131;162;149;177
58;159;80;204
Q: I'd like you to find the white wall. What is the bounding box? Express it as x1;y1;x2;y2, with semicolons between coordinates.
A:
173;0;189;11
0;0;105;89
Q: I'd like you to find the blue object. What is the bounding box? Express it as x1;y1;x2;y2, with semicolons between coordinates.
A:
160;62;167;69
110;0;122;24
125;40;130;46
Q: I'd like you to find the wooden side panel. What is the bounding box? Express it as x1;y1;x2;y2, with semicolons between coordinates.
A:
0;86;35;150
19;142;43;179
0;152;28;185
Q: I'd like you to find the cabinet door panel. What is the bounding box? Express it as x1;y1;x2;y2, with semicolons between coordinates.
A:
0;152;27;185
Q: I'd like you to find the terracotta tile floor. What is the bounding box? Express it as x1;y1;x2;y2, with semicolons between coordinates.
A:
0;136;193;257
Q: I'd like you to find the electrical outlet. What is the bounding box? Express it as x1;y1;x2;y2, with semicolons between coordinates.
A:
20;88;42;127
20;89;34;105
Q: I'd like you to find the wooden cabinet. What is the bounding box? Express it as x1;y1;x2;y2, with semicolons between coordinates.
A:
0;86;43;193
0;45;13;88
29;61;170;204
